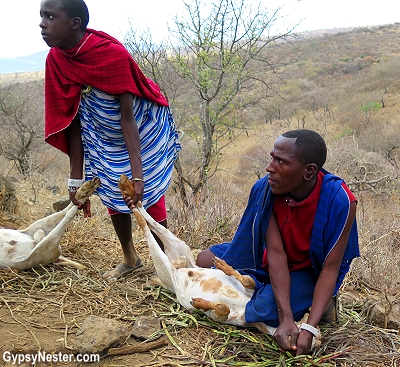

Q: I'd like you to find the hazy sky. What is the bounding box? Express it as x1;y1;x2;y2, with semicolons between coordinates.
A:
2;0;399;59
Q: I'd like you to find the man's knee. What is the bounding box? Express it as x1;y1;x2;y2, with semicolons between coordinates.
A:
196;249;215;268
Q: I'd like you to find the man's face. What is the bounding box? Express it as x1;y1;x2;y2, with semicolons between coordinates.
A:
39;0;76;49
266;136;308;197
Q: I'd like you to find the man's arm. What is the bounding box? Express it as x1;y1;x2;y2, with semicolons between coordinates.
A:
119;93;144;208
266;213;299;352
66;115;91;217
67;115;84;179
296;201;357;355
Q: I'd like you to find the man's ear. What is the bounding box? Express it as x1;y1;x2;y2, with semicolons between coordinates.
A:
304;163;318;180
71;17;82;30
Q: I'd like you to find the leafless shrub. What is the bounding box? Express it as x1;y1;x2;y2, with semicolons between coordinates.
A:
0;79;44;176
355;122;400;162
325;136;399;194
326;137;399;329
167;177;246;249
239;144;270;180
0;174;19;215
347;190;400;329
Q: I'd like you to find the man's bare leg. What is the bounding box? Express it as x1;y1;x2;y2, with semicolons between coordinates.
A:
103;213;142;279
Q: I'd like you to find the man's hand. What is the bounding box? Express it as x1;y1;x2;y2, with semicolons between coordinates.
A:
273;319;299;353
69;191;91;218
121;180;144;210
295;329;314;355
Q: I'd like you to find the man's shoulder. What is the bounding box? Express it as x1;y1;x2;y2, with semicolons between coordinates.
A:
252;175;269;191
321;169;344;192
321;168;343;181
319;172;356;209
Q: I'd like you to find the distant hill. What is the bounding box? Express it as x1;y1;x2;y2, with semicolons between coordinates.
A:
0;26;376;75
0;27;358;75
0;50;48;74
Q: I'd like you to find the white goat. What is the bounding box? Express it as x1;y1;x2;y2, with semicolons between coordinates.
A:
132;201;277;334
133;203;323;350
0;177;100;270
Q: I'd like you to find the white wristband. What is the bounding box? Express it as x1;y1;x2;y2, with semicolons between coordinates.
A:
68;178;85;187
300;323;320;337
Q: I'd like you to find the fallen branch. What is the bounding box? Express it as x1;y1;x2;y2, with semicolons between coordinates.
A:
107;336;168;356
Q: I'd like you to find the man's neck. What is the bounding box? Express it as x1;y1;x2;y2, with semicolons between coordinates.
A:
289;175;319;202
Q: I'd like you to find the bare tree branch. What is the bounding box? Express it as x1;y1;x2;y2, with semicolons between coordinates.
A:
124;0;296;202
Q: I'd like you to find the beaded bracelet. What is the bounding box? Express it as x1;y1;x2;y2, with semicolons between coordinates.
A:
68;178;85;193
68;178;85;186
300;323;320;337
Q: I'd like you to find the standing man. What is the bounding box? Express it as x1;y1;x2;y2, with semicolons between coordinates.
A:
40;0;181;278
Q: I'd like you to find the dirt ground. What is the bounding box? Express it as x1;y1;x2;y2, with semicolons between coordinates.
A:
0;213;211;367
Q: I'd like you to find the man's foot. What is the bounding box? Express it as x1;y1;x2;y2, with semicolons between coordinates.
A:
103;260;142;280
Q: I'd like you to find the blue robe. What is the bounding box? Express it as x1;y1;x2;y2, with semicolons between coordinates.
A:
210;169;359;324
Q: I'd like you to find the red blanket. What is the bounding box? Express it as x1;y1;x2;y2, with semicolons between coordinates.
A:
44;29;169;154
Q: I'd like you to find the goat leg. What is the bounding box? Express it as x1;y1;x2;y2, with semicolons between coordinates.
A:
118;174;136;198
54;255;86;270
212;257;255;290
191;297;230;320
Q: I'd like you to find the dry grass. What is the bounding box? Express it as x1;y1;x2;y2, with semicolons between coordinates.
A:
1;191;399;366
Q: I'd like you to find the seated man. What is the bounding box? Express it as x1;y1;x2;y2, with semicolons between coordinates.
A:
196;129;359;355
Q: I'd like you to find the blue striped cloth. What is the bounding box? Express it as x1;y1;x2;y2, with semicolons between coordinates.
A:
78;87;181;212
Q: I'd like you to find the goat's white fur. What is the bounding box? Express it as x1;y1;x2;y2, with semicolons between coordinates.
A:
133;203;277;335
0;177;100;270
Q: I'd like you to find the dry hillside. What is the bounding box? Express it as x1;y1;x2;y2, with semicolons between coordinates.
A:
0;25;399;366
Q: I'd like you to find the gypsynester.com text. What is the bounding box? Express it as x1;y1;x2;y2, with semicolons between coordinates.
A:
2;351;100;365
